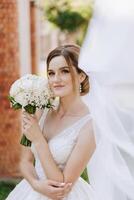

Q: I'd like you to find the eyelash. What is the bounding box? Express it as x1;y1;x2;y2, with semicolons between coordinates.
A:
48;69;70;76
62;69;70;74
48;72;54;76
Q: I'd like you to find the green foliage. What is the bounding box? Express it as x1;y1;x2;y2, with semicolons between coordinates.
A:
0;180;20;200
81;168;89;183
24;104;36;114
8;96;22;110
44;0;93;33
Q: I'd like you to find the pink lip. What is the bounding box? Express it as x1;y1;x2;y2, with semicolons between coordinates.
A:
53;85;64;88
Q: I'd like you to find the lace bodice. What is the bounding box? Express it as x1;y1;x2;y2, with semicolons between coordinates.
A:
31;110;92;179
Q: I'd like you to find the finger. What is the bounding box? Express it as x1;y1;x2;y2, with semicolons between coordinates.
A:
23;112;33;120
57;191;64;196
23;125;31;134
23;115;35;125
48;180;65;187
24;112;36;118
64;183;72;189
62;183;72;195
22;122;31;131
23;123;31;131
22;111;32;119
56;195;65;200
22;110;26;113
55;197;63;200
22;119;30;127
31;114;36;118
23;124;31;130
23;118;31;125
64;186;71;195
22;114;31;122
51;186;65;195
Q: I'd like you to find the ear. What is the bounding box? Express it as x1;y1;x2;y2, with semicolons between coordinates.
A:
78;72;86;83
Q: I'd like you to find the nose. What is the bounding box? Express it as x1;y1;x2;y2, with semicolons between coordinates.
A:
53;73;61;82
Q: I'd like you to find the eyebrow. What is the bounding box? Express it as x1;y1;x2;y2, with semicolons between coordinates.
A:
48;66;70;71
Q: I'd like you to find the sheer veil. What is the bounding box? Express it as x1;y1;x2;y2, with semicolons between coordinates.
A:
79;0;134;199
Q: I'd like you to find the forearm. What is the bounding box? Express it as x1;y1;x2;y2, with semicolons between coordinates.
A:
19;161;39;188
34;136;64;182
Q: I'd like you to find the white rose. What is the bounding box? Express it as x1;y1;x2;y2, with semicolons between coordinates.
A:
9;74;51;108
10;80;22;96
14;92;28;106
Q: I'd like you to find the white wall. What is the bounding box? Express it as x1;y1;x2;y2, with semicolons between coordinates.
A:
18;0;32;75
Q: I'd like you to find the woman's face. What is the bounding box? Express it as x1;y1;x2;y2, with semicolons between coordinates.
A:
48;56;76;98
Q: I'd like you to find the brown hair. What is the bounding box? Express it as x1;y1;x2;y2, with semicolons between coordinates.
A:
46;44;89;96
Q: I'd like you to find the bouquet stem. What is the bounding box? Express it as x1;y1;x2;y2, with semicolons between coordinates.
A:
20;105;36;147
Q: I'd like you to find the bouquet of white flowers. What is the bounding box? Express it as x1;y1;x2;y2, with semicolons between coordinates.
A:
8;74;54;147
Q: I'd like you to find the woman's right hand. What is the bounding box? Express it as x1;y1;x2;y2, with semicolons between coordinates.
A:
32;179;72;200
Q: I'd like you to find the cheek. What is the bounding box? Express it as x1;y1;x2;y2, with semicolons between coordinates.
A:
63;73;72;83
48;78;53;87
48;74;73;90
65;78;75;93
64;77;74;91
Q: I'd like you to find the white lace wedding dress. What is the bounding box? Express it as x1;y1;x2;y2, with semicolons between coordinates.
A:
6;112;95;200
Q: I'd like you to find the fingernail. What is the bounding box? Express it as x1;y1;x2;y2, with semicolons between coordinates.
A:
60;182;65;186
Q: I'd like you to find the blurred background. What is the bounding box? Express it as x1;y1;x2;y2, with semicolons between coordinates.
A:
0;0;93;199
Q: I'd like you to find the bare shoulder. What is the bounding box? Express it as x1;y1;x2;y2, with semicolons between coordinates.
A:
77;119;96;147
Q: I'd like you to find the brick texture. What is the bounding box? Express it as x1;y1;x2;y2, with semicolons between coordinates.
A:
30;1;38;74
0;0;22;178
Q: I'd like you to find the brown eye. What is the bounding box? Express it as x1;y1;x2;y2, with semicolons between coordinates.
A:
48;72;55;76
61;69;70;74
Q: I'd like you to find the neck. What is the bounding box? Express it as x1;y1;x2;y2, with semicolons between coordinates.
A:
57;94;84;118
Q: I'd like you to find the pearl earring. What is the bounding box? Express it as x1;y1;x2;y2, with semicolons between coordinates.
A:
79;83;82;93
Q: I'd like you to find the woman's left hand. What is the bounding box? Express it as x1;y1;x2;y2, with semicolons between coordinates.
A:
22;111;43;143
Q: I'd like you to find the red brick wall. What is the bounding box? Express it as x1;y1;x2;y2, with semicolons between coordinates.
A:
0;0;21;177
30;1;38;74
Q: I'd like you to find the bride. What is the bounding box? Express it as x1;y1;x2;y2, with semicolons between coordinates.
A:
6;44;96;200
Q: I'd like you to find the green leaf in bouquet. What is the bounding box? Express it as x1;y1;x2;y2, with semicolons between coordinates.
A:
24;104;36;114
13;103;22;110
20;135;31;147
45;99;54;109
8;95;22;110
46;103;52;109
8;95;15;103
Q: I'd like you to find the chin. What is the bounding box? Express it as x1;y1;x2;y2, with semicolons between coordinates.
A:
53;90;72;98
52;86;73;97
53;93;67;98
